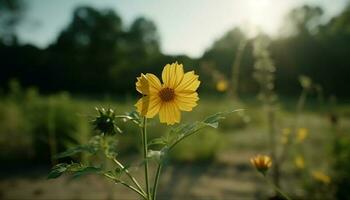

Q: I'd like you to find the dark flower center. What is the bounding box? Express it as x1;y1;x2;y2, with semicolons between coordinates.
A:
158;88;175;102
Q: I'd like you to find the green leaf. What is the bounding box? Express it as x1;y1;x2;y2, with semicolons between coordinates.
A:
203;110;240;128
55;135;102;158
55;146;90;159
71;166;101;179
48;162;101;179
120;111;141;125
103;136;119;159
148;138;167;147
47;163;69;179
167;110;243;150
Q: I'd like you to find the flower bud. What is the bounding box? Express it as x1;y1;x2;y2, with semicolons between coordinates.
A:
93;107;121;135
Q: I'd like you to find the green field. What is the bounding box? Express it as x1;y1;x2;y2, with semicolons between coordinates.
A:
1;87;349;199
2;1;350;199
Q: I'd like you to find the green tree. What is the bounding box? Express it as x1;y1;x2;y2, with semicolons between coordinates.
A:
0;0;25;45
283;5;323;36
200;28;254;94
49;6;124;93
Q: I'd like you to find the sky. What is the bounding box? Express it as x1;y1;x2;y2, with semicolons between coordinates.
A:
16;0;349;58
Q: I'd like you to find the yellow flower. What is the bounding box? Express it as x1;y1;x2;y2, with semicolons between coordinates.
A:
295;155;305;169
250;155;272;174
281;128;291;144
135;62;200;125
311;170;331;184
297;128;308;142
216;79;228;92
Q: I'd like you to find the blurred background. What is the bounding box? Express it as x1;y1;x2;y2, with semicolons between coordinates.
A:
1;0;350;199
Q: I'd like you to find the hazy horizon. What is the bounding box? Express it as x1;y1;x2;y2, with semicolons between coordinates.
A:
15;0;349;58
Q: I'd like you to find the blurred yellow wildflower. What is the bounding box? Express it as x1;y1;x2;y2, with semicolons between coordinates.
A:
250;155;272;174
281;128;291;144
216;79;228;92
311;170;331;184
294;155;305;169
135;62;200;125
297;128;308;142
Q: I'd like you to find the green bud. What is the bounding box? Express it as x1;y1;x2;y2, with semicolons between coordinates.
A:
93;107;121;135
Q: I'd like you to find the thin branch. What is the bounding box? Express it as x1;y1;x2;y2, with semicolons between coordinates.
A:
103;173;147;200
112;158;146;195
263;174;292;200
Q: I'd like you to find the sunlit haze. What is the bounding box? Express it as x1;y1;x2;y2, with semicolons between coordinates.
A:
16;0;348;57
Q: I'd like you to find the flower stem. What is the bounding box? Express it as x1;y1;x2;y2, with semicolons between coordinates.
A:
264;175;292;200
120;181;147;200
113;158;145;195
103;173;147;200
152;164;163;200
142;117;151;199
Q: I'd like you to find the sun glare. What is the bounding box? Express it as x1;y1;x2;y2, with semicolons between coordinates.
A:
240;0;283;37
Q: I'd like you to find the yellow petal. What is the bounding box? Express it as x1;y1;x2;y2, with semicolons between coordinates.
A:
161;62;184;88
250;158;255;166
175;92;199;111
135;95;161;118
136;73;161;95
175;71;200;92
136;74;149;95
159;102;181;125
145;73;162;94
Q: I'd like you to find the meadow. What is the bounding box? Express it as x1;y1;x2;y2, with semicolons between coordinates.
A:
0;81;349;199
2;1;350;199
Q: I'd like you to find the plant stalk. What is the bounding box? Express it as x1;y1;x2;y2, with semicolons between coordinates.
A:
230;39;247;100
142;117;151;199
264;175;292;200
113;158;145;195
152;164;163;200
267;107;279;187
104;173;147;200
279;88;307;164
48;98;57;166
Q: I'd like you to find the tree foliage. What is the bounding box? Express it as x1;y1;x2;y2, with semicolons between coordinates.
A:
1;4;350;97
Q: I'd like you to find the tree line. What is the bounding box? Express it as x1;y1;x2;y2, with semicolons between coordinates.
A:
1;3;350;97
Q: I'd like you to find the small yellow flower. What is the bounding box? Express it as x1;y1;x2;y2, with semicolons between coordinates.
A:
281;128;291;144
250;155;272;174
135;62;200;125
216;79;228;92
311;170;331;184
295;155;305;169
297;128;308;142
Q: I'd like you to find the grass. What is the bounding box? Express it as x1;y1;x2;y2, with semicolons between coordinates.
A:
0;90;342;163
0;87;349;199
